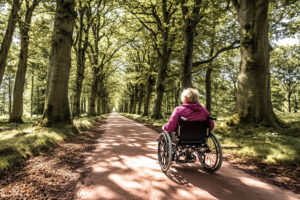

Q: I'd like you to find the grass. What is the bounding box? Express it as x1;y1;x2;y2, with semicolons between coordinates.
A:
0;115;106;174
120;112;300;167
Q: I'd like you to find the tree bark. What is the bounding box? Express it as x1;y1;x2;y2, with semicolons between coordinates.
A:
10;0;40;123
233;0;281;127
137;84;144;114
8;75;12;115
0;0;21;86
131;84;138;114
151;36;171;119
142;75;153;116
31;75;34;117
288;92;291;113
41;0;76;126
72;5;90;117
88;67;99;116
205;67;212;112
180;0;202;89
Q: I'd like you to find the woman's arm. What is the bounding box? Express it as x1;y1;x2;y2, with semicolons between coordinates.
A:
163;107;180;132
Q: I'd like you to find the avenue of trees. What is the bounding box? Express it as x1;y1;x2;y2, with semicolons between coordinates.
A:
0;0;299;128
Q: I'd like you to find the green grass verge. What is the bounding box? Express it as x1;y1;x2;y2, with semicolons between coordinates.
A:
0;115;107;174
120;112;300;167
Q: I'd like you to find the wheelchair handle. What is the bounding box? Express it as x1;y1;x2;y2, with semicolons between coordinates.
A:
209;116;217;120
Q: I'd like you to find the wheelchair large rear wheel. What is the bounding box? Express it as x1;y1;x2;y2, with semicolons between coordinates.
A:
158;132;172;172
198;133;222;172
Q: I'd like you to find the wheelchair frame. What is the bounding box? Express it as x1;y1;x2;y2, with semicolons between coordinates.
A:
158;117;222;172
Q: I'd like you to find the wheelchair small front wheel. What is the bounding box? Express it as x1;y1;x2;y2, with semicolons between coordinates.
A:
158;131;172;172
198;132;222;172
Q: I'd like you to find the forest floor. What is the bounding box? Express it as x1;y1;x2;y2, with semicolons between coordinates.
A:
0;115;106;175
120;112;300;193
0;113;299;199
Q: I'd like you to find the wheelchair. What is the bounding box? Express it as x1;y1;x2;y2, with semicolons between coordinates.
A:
158;116;222;172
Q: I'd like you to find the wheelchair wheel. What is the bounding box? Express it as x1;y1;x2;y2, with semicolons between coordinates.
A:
198;133;222;172
158;131;172;172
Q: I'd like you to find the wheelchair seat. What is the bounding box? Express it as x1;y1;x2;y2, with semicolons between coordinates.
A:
177;118;210;145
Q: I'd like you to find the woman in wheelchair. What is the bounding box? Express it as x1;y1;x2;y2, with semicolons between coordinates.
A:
158;88;222;172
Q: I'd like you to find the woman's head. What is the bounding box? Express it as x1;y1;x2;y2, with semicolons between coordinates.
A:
181;88;199;103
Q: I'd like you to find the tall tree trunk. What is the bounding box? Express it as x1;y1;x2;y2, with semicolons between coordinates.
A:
41;0;76;126
31;75;34;117
0;0;21;86
97;97;101;115
10;0;40;123
36;85;39;115
180;0;202;89
175;81;180;106
151;40;171;119
129;93;134;113
142;75;153;116
232;0;280;127
137;84;144;114
205;67;212;112
132;84;138;114
8;75;12;115
293;94;298;113
73;5;90;117
88;67;99;116
288;92;291;113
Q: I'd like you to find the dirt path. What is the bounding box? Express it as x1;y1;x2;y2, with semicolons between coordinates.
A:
76;113;299;200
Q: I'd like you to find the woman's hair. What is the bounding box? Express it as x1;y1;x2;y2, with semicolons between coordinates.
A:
181;88;199;103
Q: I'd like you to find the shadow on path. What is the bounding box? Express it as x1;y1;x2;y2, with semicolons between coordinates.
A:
75;113;299;200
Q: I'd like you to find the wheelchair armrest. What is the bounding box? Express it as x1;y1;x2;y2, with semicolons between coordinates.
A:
209;116;217;120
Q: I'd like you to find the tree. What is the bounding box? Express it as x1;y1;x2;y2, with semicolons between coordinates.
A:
180;0;202;89
10;0;41;123
231;0;281;127
41;0;76;126
0;0;21;86
72;0;92;117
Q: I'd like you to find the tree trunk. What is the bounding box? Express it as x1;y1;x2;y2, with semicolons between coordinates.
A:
137;84;144;114
0;0;21;86
88;67;99;116
36;86;39;115
129;93;134;113
31;75;34;117
10;1;39;123
41;0;76;126
288;92;291;113
8;75;12;115
132;84;138;114
73;6;90;117
151;41;171;119
293;94;298;113
180;0;202;89
142;75;153;116
180;25;194;89
233;0;280;127
97;97;101;115
205;67;212;112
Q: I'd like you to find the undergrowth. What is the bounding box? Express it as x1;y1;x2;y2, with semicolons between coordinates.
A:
0;115;106;174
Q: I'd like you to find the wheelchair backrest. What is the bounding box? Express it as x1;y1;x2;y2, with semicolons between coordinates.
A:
178;118;210;141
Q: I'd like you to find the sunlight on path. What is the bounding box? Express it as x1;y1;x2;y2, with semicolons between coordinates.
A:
76;113;299;200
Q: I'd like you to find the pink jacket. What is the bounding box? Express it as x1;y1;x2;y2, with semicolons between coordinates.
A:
163;103;214;133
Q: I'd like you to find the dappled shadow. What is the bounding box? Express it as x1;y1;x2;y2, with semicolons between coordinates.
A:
0;121;107;199
75;113;297;200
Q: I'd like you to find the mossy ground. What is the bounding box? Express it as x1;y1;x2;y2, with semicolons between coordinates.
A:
120;112;300;167
0;115;107;174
